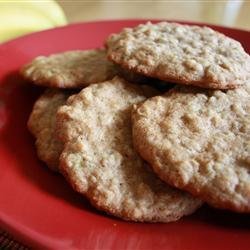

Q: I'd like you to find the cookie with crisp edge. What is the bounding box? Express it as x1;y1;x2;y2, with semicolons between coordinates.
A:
131;84;250;212
21;49;117;88
56;76;201;222
28;89;72;171
106;22;250;89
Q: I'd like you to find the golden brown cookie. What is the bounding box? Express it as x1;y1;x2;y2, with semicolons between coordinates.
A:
56;76;201;222
28;89;72;171
132;83;250;212
21;49;117;88
106;22;250;89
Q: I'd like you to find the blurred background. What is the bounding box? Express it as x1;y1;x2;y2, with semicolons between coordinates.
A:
0;0;249;43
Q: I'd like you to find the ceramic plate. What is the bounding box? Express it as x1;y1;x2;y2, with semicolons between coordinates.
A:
0;20;249;250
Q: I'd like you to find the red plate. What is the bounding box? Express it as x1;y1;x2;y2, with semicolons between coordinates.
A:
0;20;249;250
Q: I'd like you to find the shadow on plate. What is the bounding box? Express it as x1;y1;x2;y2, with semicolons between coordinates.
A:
0;70;96;214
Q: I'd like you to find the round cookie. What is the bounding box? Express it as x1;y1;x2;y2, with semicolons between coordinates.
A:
28;89;72;171
132;83;250;212
106;22;250;89
21;49;117;88
56;76;201;222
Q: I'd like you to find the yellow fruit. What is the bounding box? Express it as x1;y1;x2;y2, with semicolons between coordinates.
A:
0;0;67;43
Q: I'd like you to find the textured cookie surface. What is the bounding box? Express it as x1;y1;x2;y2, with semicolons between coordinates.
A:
107;22;250;89
132;84;250;212
28;89;71;171
56;77;201;222
21;49;117;88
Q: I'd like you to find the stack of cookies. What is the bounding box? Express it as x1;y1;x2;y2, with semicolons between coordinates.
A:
21;22;250;222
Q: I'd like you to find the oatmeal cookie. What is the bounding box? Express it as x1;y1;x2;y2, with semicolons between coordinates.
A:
28;89;72;171
56;77;201;222
132;83;250;212
107;22;250;89
21;49;117;88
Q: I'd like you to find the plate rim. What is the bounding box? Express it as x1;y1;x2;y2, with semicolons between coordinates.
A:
0;18;249;49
